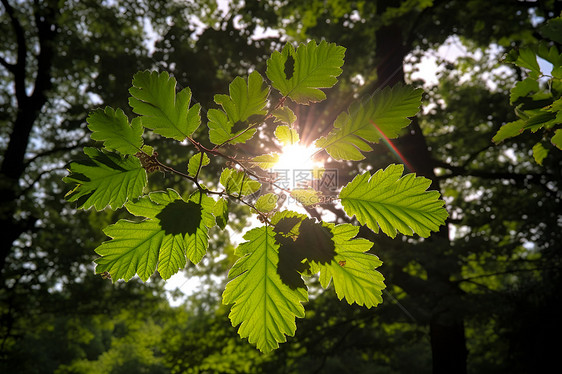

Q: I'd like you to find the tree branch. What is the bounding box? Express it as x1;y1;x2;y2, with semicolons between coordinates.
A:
1;0;28;104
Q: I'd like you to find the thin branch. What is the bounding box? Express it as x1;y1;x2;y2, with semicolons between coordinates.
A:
0;54;15;73
23;142;87;168
19;166;66;196
1;0;28;104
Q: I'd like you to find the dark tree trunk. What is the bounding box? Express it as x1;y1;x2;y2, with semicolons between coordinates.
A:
0;0;57;279
374;17;468;374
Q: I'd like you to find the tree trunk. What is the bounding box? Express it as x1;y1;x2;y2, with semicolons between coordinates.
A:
0;0;57;279
375;19;468;374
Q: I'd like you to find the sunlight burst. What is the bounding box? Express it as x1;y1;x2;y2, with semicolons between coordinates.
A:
272;144;323;190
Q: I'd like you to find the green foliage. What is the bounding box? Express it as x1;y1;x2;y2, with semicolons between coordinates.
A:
65;41;446;352
208;70;269;145
64;147;147;210
87;107;144;155
493;17;562;162
339;164;448;238
266;40;345;104
315;85;423;160
129;71;201;141
318;223;384;308
187;151;210;177
222;226;308;353
95;189;215;281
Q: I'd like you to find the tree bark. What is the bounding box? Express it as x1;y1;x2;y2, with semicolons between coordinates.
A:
0;0;58;278
374;17;468;374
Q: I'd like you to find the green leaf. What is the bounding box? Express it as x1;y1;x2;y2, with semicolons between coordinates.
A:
129;71;201;141
222;226;307;353
64;147;147;210
492;120;525;143
208;71;269;145
250;153;280;169
220;168;261;196
511;48;541;79
532;142;549;165
215;71;269;124
339;164;448;238
187;152;210;177
275;125;299;146
272;107;297;125
208;108;258;145
551;129;562;150
315;85;422;161
87;107;143;155
255;193;278;213
510;78;539;105
213;197;229;230
290;189;321;206
266;41;345;104
318;223;385;308
94;189;215;281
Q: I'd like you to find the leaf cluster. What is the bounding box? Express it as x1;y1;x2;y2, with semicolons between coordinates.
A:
64;40;448;352
493;17;562;164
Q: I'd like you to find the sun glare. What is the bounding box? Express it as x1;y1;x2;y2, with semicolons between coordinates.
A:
272;144;323;190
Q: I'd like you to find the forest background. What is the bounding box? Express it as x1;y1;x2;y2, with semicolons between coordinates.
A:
1;0;561;373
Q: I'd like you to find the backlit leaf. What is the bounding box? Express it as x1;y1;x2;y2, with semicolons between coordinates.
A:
339;164;448;238
64;147;147;210
129;71;201;141
220;168;261;196
250;153;280;170
222;226;307;353
266;40;345;104
87;107;143;155
187;152;210;177
275;125;299;146
94;189;215;281
318;223;385;308
208;71;269;145
532;142;548;165
315;85;422;161
255;193;278;213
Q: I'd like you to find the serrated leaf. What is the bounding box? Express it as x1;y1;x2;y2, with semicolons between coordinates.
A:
220;168;261;196
213;197;229;229
94;189;215;281
129;71;201;141
87;107;143;155
208;108;257;145
290;189;321;206
215;71;269;124
339;164;448;238
255;193;278;213
512;48;541;79
187;152;210;177
318;223;385;308
532;142;549;165
208;71;268;145
510;78;539;105
551;129;562;150
272;107;297;125
315;85;422;161
222;226;307;353
64;147;147;210
492;120;525;143
250;153;280;170
266;41;345;104
275;125;299;146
